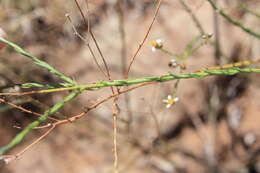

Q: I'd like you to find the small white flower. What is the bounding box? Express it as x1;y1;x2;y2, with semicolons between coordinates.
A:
163;95;179;108
202;33;213;40
151;39;163;52
168;58;178;68
244;133;256;146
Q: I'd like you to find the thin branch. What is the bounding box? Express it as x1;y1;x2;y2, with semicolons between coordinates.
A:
0;66;259;97
0;82;151;158
0;124;56;165
213;2;221;63
15;125;56;158
48;82;154;127
207;0;260;39
0;98;59;122
126;0;163;77
0;38;75;84
74;0;114;84
0;89;83;154
65;13;108;77
116;0;133;133
113;113;118;173
179;0;205;35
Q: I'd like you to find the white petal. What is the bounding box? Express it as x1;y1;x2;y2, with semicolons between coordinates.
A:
163;99;168;103
174;97;179;102
167;95;172;100
152;47;156;52
156;39;162;43
170;59;177;64
166;104;171;108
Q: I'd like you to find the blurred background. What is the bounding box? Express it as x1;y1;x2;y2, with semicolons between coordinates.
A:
0;0;259;172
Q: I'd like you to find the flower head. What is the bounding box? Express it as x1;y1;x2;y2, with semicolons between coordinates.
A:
163;95;179;108
151;39;163;52
168;58;179;68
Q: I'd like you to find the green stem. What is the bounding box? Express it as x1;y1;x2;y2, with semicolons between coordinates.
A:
0;37;75;84
6;67;258;95
0;89;83;154
207;0;260;39
0;82;74;90
0;67;259;154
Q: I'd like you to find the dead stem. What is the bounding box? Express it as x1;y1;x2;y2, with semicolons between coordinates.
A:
126;0;163;77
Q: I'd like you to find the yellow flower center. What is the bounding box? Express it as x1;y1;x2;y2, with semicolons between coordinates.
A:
167;99;174;105
151;40;163;49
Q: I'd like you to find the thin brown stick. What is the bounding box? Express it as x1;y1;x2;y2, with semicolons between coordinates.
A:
126;0;163;77
73;8;121;170
15;125;56;159
51;82;154;127
1;125;56;163
116;0;128;75
65;13;107;77
0;98;58;122
0;90;42;96
116;0;133;133
113;113;118;173
74;0;119;101
84;0;90;37
74;0;114;84
0;81;169;161
213;2;221;63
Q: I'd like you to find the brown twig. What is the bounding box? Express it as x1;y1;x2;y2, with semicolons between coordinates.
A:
116;0;133;134
65;13;107;77
13;125;56;160
2;82;154;161
50;82;154;127
0;98;58;122
126;0;163;77
74;0;114;85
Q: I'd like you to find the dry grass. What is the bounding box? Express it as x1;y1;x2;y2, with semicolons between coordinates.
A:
0;0;259;172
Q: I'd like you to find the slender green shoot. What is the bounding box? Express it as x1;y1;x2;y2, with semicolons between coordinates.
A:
0;37;76;84
207;0;260;39
0;89;83;154
1;67;259;96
